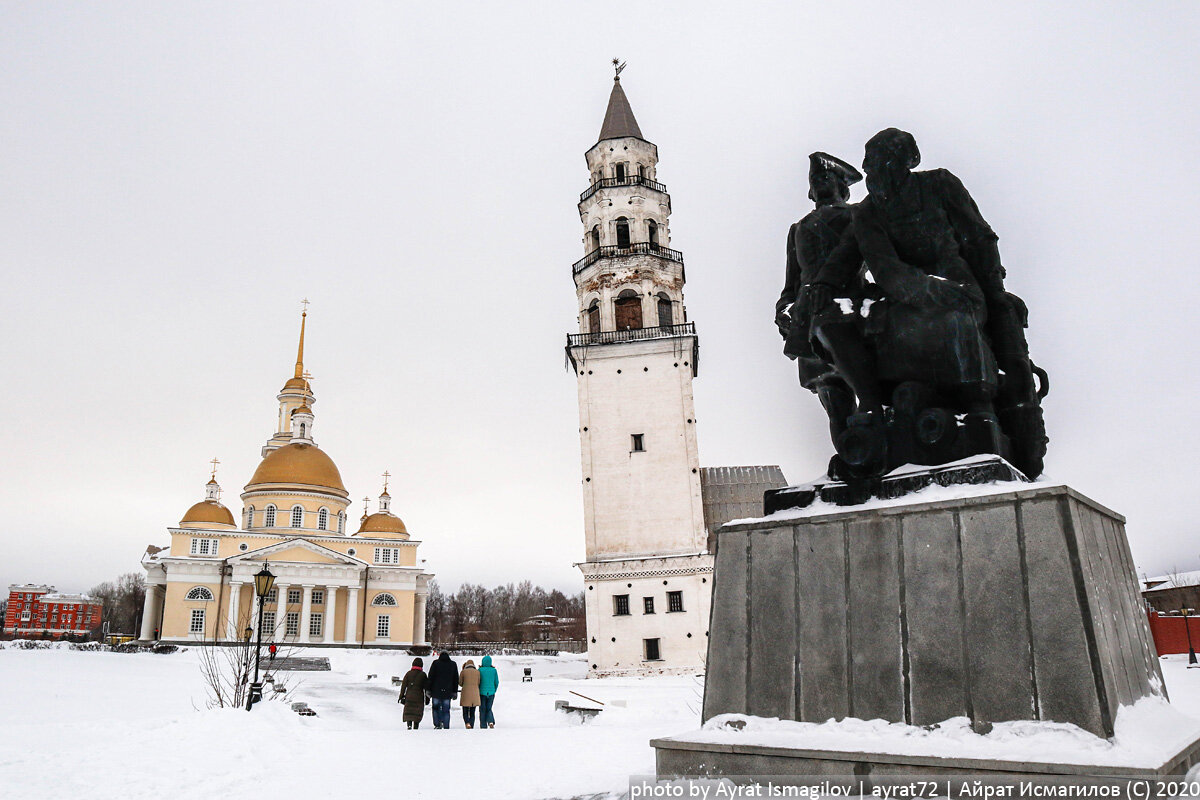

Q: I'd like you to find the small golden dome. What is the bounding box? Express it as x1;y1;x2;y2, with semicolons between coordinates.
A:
180;499;236;527
357;512;409;538
245;443;348;496
282;377;308;391
292;403;312;415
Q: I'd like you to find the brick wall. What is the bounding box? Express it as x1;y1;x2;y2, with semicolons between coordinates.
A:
1147;610;1200;655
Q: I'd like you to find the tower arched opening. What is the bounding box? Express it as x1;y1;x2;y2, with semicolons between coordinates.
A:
614;289;643;331
615;217;631;249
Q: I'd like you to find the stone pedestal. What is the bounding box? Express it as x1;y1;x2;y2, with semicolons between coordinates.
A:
653;483;1199;785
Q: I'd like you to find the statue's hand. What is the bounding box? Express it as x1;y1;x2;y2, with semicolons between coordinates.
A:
774;306;792;339
807;283;833;315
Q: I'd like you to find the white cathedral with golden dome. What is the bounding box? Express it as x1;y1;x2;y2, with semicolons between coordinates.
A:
139;310;433;648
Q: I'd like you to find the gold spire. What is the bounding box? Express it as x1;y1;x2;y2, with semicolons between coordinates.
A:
294;299;309;380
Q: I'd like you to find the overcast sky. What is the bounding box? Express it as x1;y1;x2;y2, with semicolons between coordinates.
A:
2;2;1198;595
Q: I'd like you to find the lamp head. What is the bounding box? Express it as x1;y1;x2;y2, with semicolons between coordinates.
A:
254;563;276;598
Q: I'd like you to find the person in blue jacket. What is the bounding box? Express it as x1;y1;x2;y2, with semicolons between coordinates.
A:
478;654;499;729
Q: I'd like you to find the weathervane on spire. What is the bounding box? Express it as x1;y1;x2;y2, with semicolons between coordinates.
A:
612;58;626;80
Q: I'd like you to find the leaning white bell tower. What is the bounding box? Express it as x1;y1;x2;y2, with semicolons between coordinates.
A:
568;65;712;676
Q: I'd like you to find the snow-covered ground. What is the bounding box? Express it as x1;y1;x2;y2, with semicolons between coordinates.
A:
0;646;1197;800
0;644;699;800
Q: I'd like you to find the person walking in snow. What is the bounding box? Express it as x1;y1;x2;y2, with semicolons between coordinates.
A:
478;654;499;729
398;657;429;730
458;659;481;729
427;651;459;729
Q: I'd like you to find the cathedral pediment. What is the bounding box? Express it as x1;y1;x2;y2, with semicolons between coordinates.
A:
229;538;365;566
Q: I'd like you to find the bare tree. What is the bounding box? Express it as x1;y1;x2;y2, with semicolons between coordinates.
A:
196;606;300;709
88;572;146;636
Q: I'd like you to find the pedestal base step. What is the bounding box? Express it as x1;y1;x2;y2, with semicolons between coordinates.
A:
652;733;1200;793
764;455;1028;513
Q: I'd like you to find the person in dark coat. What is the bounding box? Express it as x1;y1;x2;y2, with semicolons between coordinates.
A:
398;657;429;730
426;651;459;729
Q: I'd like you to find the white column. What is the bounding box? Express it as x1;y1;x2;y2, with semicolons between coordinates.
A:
325;586;338;645
226;583;242;641
299;585;313;644
346;587;359;645
139;586;160;640
275;583;289;641
413;593;428;645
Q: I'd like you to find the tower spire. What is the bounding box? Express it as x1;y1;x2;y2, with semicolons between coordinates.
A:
598;61;643;142
294;299;309;380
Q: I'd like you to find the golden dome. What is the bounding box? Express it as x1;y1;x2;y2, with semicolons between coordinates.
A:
292;403;312;415
180;499;236;527
357;512;409;538
282;377;308;391
245;443;348;496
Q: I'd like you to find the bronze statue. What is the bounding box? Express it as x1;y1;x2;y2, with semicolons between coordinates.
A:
775;153;864;442
778;130;1049;484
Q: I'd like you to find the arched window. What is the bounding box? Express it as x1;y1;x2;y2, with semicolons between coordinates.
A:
318;508;329;531
615;217;631;249
657;293;676;328
185;586;214;602
372;593;397;607
614;289;643;331
590;225;601;251
245;506;254;530
615;163;626;181
265;505;276;527
298;422;307;438
291;505;304;528
586;300;601;334
638;163;646;178
647;220;659;249
337;511;346;534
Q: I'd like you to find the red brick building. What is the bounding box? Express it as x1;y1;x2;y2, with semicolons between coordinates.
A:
3;585;103;639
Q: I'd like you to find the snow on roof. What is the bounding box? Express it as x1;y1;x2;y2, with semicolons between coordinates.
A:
40;593;96;604
1143;570;1200;592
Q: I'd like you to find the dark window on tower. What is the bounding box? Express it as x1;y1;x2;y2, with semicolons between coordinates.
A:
667;591;685;613
638;163;646;178
657;293;672;328
643;596;655;614
614;289;642;330
644;638;661;661
631;433;645;452
615;162;626;181
590;225;601;251
647;219;658;248
615;217;631;249
587;301;601;333
613;595;630;616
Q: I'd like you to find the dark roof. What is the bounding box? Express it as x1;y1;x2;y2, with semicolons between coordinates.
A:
598;78;644;143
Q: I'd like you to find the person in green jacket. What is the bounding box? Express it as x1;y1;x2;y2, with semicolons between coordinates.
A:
477;654;499;729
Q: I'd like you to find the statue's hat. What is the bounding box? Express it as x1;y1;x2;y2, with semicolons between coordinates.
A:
809;152;863;185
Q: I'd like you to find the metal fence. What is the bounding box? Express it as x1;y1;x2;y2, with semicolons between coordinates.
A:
432;640;586;655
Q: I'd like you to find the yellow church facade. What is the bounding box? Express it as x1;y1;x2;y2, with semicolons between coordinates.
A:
139;311;433;648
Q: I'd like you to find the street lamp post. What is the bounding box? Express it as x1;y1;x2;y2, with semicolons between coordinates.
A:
246;563;276;711
1183;607;1197;666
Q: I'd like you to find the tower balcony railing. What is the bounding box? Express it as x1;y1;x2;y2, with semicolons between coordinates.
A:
572;242;684;275
579;174;668;203
565;322;699;374
567;322;696;349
